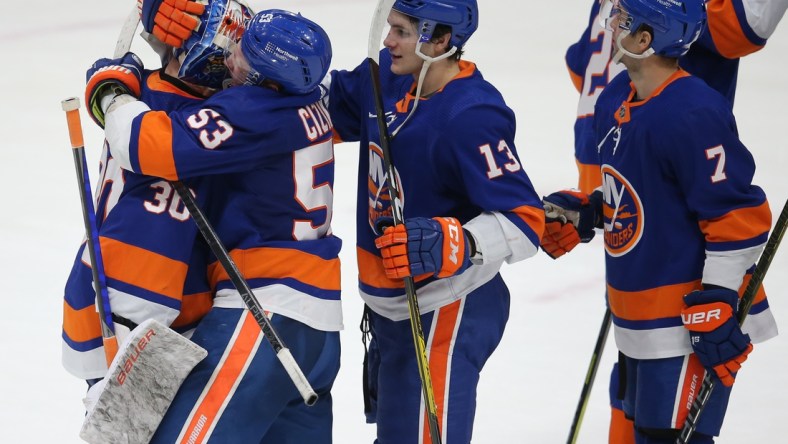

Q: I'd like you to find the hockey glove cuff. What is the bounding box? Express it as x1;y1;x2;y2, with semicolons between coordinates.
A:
85;52;144;128
375;217;471;279
143;0;205;47
681;288;753;387
541;189;602;259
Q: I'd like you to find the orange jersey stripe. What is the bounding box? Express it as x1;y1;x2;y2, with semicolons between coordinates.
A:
567;64;583;94
179;312;261;444
171;291;213;328
146;72;204;99
706;0;763;58
100;236;188;300
137;111;179;180
63;301;101;342
608;280;701;321
357;247;432;290
511;205;545;240
609;274;766;322
422;299;461;443
208;247;341;291
576;160;602;195
699;201;771;243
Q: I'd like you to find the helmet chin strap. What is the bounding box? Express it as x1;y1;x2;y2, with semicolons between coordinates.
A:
612;30;655;63
391;41;457;137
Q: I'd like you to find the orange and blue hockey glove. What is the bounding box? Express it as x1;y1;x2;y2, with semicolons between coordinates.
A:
374;217;472;280
681;287;753;387
85;52;144;128
142;0;205;47
540;189;602;259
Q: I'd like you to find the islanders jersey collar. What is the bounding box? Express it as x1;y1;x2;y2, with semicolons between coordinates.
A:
396;60;477;113
615;68;690;125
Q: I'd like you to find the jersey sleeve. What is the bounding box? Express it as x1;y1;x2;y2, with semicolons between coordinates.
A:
326;61;368;143
701;0;787;58
655;101;771;290
565;1;602;93
106;88;328;180
439;103;545;264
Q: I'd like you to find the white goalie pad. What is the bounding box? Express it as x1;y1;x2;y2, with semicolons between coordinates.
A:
80;319;207;444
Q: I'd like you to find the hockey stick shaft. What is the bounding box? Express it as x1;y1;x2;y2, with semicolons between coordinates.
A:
367;1;442;442
567;306;612;444
62;97;118;366
677;198;788;443
170;181;318;406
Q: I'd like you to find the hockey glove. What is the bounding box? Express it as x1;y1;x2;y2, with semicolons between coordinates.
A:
540;189;601;259
85;52;144;128
142;0;205;47
374;217;471;279
681;287;753;387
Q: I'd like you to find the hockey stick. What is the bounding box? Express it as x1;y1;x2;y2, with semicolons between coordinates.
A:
62;97;118;366
567;306;612;444
170;180;319;406
367;1;442;443
676;198;788;443
114;2;142;57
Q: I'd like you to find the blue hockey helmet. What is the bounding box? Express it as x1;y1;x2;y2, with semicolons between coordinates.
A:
617;0;706;58
392;0;478;48
175;0;254;88
237;9;332;94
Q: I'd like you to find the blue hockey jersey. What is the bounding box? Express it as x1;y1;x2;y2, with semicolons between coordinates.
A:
593;70;777;359
326;51;545;321
565;0;786;193
62;71;214;379
105;83;343;332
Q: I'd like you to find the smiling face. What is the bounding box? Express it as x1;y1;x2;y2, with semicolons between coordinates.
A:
383;10;423;76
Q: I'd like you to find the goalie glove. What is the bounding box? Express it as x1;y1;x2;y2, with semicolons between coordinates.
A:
84;52;144;128
375;217;472;279
681;287;753;387
142;0;205;47
540;189;602;259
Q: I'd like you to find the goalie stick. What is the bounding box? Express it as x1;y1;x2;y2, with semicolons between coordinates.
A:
62;97;117;366
676;198;788;443
367;1;442;443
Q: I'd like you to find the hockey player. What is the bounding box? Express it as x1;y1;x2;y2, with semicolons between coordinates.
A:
542;0;778;442
64;0;252;384
323;0;544;442
559;1;788;441
95;9;341;442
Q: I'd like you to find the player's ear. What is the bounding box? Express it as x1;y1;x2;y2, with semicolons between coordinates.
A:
636;27;653;52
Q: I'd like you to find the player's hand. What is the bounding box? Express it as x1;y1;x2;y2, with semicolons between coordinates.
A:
375;217;471;279
142;0;205;47
681;287;753;387
85;52;144;128
541;189;601;259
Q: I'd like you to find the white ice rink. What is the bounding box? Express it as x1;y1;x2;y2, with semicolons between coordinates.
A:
2;0;786;442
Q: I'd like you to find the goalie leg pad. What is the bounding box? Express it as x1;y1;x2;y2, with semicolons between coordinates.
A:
79;319;207;444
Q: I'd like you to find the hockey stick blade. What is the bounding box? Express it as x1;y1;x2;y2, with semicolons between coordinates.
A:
677;198;788;443
115;2;142;58
80;319;207;444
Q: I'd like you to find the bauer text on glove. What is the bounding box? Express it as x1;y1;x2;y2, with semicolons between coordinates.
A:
681;287;753;387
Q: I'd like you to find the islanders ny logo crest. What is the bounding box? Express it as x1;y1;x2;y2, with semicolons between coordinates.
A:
601;164;644;257
367;142;403;231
